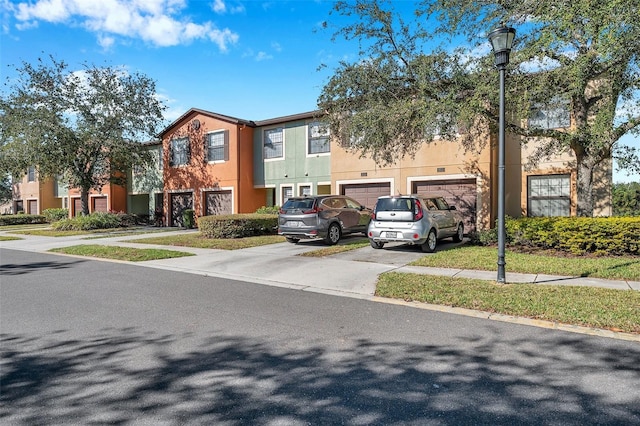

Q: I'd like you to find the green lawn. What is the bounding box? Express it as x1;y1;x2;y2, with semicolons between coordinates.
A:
410;245;640;281
376;272;640;334
130;233;285;249
49;244;195;261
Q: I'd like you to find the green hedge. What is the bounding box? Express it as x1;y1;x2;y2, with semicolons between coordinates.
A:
52;212;135;231
42;208;69;222
0;214;47;226
473;217;640;255
198;213;278;238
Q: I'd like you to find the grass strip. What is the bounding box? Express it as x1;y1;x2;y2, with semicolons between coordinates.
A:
49;244;195;262
376;272;640;334
131;233;285;249
411;246;640;281
298;238;370;257
0;235;22;241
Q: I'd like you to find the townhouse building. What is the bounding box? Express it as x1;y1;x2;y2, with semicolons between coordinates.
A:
11;105;612;231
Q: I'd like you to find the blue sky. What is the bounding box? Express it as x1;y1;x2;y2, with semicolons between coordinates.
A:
1;0;638;182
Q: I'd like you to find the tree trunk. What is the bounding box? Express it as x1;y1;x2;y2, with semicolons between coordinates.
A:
575;155;595;217
80;187;90;216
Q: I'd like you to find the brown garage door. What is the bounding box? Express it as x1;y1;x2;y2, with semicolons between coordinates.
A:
205;190;232;216
73;198;83;216
27;199;38;214
414;179;477;233
342;182;391;209
92;196;108;213
171;192;193;227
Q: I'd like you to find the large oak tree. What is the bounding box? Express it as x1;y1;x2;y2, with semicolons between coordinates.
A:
0;57;166;215
318;0;640;216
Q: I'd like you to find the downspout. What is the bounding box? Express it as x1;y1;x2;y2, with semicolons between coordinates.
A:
237;125;241;214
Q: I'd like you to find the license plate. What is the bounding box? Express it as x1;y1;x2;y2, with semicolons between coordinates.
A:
385;231;397;238
286;221;300;227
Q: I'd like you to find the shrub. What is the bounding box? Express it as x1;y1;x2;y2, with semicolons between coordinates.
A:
475;216;640;256
0;214;47;226
42;208;69;223
183;209;195;229
255;205;280;214
51;212;128;231
199;213;278;238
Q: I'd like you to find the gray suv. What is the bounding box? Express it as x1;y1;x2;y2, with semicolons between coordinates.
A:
367;195;464;252
278;195;372;245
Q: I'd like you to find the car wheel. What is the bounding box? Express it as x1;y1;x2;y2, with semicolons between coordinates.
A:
370;240;385;249
421;229;437;253
285;237;300;244
324;223;341;245
453;223;464;242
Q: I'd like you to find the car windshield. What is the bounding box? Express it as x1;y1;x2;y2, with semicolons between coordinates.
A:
375;198;413;211
282;198;315;210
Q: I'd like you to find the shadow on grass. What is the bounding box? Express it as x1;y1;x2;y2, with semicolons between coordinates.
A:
1;328;639;424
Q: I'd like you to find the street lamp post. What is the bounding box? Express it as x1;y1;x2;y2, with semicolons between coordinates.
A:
488;25;515;284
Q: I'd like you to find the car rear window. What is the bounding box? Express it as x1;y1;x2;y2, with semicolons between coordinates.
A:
375;198;413;211
282;198;316;210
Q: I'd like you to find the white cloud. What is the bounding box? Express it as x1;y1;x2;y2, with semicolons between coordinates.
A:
255;51;273;61
9;0;239;50
212;0;226;14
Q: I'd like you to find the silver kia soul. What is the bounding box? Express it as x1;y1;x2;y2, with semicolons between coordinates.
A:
367;195;464;252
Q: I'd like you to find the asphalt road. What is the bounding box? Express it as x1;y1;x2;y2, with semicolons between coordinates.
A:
1;248;639;425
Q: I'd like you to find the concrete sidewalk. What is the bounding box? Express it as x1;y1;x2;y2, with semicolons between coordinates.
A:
1;228;638;296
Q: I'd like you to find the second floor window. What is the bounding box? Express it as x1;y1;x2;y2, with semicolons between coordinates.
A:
27;166;36;182
308;121;330;154
170;137;189;166
529;98;570;130
264;128;283;159
206;131;228;162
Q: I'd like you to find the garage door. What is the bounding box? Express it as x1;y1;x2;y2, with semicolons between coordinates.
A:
414;179;477;233
342;182;391;209
205;190;232;216
27;200;38;214
92;196;108;213
73;198;83;216
170;192;193;227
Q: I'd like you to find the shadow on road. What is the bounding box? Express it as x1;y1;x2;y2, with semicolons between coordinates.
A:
0;259;85;276
1;328;638;424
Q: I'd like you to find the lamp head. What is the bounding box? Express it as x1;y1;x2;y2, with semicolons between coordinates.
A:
488;25;516;68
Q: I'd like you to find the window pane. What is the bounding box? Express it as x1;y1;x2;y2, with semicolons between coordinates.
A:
171;137;188;166
528;174;571;217
207;132;226;161
264;128;283;159
308;122;330;154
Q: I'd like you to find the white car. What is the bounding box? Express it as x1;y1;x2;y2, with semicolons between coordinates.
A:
367;195;464;252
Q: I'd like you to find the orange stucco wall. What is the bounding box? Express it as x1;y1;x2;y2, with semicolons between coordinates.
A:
163;111;264;221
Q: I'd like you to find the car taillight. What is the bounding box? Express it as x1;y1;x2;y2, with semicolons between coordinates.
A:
302;207;320;214
278;208;285;214
414;199;424;221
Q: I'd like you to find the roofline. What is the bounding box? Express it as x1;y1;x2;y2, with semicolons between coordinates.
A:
159;108;256;137
254;110;325;127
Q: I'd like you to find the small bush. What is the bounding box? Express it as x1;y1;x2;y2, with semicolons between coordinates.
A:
42;208;69;223
0;214;47;226
255;205;280;214
51;212;129;231
199;213;278;238
183;209;195;229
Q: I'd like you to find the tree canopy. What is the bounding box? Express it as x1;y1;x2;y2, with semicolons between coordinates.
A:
318;0;640;216
0;56;166;214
